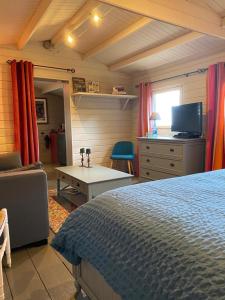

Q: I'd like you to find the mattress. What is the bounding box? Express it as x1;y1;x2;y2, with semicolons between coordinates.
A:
52;170;225;300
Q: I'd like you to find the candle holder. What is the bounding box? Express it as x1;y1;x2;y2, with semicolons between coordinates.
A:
80;148;85;167
86;148;92;168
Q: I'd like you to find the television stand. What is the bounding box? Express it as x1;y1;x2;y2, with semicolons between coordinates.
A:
173;132;201;139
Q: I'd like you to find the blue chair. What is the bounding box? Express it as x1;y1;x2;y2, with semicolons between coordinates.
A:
110;141;134;174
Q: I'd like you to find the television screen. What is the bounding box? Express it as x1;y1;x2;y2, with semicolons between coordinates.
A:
171;102;202;134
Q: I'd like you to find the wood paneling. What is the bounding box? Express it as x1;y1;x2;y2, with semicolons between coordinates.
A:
0;42;132;167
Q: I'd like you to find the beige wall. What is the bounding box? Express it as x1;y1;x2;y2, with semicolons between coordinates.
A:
0;42;133;166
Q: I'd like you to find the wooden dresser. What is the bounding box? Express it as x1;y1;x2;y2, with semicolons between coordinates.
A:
138;136;205;181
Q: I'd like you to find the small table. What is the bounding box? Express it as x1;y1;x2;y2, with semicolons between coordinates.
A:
56;165;133;202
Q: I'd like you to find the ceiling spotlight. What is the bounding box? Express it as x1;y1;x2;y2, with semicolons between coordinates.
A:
91;13;103;26
65;34;76;47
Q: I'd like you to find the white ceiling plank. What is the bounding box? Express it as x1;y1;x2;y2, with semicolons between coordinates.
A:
83;17;153;59
109;31;204;71
17;0;53;49
51;0;100;45
99;0;225;39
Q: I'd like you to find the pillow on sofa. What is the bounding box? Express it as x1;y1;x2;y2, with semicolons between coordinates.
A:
0;152;22;171
0;161;43;174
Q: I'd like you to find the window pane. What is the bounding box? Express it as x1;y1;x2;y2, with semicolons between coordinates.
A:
153;89;180;127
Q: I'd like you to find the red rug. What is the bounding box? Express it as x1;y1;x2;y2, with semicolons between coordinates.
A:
48;189;76;233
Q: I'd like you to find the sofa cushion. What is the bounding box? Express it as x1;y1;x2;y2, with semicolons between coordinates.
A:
0;161;43;174
0;152;22;171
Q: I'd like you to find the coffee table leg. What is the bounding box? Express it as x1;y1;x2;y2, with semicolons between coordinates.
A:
57;178;61;197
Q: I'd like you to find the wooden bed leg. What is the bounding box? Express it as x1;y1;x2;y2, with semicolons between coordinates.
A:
74;280;81;299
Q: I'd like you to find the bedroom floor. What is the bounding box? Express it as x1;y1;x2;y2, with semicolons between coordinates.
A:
3;231;76;300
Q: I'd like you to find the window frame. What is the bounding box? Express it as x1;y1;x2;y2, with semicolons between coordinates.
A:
152;85;183;129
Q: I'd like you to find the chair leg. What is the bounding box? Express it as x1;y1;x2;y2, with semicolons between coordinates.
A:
130;161;134;175
127;161;131;174
3;209;11;268
110;160;113;169
0;263;4;300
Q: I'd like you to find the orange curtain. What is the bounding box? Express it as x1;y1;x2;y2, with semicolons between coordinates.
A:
205;63;225;171
11;60;39;165
136;82;152;175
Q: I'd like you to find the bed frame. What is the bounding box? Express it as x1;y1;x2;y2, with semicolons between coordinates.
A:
73;260;121;300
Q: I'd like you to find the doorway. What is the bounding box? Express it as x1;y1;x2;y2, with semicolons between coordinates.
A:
34;78;69;181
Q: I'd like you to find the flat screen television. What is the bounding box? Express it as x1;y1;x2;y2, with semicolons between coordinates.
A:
171;102;202;138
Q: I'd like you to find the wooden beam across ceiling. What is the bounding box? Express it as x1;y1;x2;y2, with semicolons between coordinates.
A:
83;17;153;59
51;0;100;46
109;31;204;71
99;0;225;40
17;0;53;49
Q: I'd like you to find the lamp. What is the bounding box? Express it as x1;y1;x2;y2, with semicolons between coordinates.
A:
150;112;161;136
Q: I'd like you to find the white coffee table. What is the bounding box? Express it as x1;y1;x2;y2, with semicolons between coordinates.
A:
56;165;133;201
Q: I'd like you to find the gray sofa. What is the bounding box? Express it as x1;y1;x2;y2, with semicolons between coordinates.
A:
0;153;49;248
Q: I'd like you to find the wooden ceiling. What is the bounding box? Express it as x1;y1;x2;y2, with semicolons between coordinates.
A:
1;0;225;73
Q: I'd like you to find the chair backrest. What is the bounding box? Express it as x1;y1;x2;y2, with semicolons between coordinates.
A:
112;141;134;155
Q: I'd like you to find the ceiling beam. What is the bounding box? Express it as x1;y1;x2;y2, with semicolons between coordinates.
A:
83;17;153;59
51;0;100;46
109;31;204;71
41;82;64;94
17;0;53;49
99;0;225;40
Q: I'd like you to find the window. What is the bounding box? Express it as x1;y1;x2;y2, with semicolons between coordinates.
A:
153;88;181;127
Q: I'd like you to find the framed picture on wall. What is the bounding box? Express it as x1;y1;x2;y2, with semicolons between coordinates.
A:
87;81;100;93
35;98;48;124
72;77;86;93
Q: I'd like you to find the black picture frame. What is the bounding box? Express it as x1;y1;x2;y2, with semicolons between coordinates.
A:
35;98;48;124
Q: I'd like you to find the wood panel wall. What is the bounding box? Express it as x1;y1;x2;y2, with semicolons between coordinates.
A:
131;49;225;142
0;43;132;166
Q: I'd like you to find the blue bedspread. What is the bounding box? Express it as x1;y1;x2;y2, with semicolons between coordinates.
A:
52;170;225;300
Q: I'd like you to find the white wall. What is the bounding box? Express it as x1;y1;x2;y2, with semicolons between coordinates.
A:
0;42;133;166
131;50;225;141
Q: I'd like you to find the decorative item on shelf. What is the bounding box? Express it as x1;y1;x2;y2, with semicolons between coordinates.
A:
72;77;86;93
80;148;85;167
35;98;48;124
87;81;100;93
150;112;161;137
86;148;91;168
112;86;127;95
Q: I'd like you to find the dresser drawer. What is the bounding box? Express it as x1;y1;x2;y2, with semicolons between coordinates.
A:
140;168;176;180
140;142;183;158
140;155;184;174
58;172;71;184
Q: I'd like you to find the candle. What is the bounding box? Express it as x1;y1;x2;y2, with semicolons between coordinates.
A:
80;148;85;154
86;148;91;154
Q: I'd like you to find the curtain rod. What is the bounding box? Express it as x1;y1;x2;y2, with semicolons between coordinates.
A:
135;68;208;87
6;60;75;73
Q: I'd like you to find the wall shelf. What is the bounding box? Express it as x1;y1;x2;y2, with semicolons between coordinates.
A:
71;92;137;110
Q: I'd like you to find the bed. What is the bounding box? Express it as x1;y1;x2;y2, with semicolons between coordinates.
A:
52;170;225;300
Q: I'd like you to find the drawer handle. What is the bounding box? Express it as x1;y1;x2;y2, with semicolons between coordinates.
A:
146;146;150;150
146;171;150;176
146;159;150;163
62;175;65;179
170;163;175;167
77;182;80;187
170;148;174;152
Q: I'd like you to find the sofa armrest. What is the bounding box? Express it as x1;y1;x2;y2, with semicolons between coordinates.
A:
0;169;49;248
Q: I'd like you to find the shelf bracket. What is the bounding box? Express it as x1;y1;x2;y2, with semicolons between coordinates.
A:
74;95;82;108
121;98;130;110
